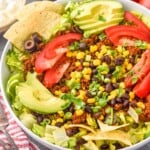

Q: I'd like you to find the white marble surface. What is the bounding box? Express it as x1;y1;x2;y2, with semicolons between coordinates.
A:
0;0;150;150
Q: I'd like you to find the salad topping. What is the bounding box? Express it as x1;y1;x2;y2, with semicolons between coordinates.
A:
3;0;150;150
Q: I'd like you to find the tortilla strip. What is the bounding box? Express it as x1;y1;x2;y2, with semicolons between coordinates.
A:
82;130;132;146
16;1;64;20
4;10;61;51
97;120;129;132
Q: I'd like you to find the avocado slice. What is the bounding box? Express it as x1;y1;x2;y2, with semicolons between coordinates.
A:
74;12;124;25
71;0;123;20
16;72;68;114
80;17;123;30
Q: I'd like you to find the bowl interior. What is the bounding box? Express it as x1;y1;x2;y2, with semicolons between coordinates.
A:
1;0;150;150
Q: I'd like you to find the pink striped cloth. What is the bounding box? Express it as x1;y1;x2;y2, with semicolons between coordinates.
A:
0;94;39;150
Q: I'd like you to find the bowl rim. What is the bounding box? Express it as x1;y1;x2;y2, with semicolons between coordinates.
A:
1;0;150;149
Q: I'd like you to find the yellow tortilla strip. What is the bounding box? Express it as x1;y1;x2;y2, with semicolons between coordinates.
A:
16;1;64;20
82;130;132;146
97;120;129;132
67;124;96;134
4;10;61;50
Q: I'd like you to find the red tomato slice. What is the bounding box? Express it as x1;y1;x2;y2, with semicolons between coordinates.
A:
35;47;68;73
44;56;70;88
125;50;150;87
105;25;150;46
146;94;150;103
133;72;150;98
43;33;82;59
139;0;150;9
124;11;150;35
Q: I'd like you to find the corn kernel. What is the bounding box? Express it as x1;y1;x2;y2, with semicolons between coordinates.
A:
66;51;73;57
111;77;116;83
126;63;133;70
82;68;92;75
76;52;85;59
101;45;107;54
87;98;95;104
75;109;84;116
129;92;135;100
54;90;62;96
93;59;101;66
64;124;69;128
83;74;91;80
56;118;64;123
119;82;125;88
123;50;129;57
83;62;90;67
90;45;98;53
51;120;56;126
117;45;123;53
75;61;81;67
58;111;64;117
97;53;103;59
99;86;105;92
137;102;145;109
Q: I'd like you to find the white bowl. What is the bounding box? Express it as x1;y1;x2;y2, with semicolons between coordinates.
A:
0;0;150;149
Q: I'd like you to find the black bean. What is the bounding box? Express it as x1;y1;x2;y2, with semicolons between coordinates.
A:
69;104;75;113
123;100;129;108
85;105;93;113
112;83;119;89
79;42;88;50
109;65;115;72
37;116;43;124
71;25;83;33
100;144;110;150
113;143;123;149
66;128;79;137
77;138;86;145
109;99;116;106
105;74;112;78
121;93;129;100
86;91;93;98
101;55;111;64
132;123;139;129
114;57;125;65
116;97;123;103
55;122;64;127
129;56;135;64
91;77;99;82
93;112;101;119
105;83;113;92
92;69;98;74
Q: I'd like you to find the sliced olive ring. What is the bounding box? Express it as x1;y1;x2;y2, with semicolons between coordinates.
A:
24;39;37;52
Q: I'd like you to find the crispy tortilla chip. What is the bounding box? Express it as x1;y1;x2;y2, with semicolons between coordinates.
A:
4;10;61;50
97;120;129;132
16;1;64;20
82;130;132;146
128;106;139;123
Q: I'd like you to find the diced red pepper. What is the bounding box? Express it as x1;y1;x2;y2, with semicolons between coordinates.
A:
124;11;150;35
133;72;150;98
125;50;150;87
105;25;150;46
35;47;68;73
43;56;70;88
43;33;82;59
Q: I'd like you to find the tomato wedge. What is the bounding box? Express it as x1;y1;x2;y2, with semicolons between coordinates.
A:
105;25;150;46
139;0;150;9
43;56;70;88
35;47;68;73
125;50;150;87
133;72;150;98
43;33;82;59
124;11;150;35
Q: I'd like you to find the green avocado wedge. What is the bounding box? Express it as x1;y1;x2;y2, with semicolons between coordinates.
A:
71;0;123;20
16;72;68;114
80;17;123;30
